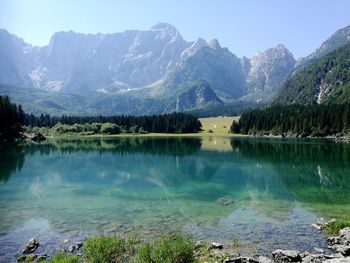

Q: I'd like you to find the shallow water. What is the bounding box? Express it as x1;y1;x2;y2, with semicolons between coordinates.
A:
0;137;350;262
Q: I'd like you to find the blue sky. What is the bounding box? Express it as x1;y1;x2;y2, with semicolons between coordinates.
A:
0;0;349;58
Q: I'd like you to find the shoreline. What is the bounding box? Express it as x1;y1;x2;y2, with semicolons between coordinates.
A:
15;218;350;263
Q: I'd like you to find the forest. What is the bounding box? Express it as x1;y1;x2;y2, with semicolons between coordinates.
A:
24;112;202;134
0;95;25;140
236;104;350;137
0;95;202;138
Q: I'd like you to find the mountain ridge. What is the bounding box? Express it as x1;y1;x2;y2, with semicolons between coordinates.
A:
0;23;349;115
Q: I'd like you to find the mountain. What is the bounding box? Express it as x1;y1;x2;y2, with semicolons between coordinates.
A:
244;44;296;102
295;25;350;70
274;43;350;105
2;23;337;116
160;39;247;100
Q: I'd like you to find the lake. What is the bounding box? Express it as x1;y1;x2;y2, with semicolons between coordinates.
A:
0;137;350;262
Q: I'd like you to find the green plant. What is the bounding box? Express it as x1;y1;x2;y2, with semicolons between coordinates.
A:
49;253;80;263
132;232;195;263
325;216;350;235
84;236;127;263
231;238;239;248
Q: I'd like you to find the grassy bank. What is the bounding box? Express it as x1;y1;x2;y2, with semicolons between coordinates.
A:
27;117;243;139
39;232;206;263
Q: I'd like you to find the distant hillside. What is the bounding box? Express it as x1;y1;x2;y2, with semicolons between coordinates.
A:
274;43;350;105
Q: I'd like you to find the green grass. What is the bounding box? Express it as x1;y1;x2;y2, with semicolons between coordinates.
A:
82;233;195;263
84;236;135;263
131;232;195;263
325;216;350;235
49;253;80;263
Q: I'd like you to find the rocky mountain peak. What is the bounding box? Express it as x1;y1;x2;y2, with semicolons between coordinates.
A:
181;37;207;58
246;44;296;99
296;24;350;70
151;23;179;36
208;39;221;50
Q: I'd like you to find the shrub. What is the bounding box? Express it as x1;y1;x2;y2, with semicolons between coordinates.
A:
325;216;350;235
100;123;121;134
84;236;127;263
132;232;195;263
49;253;80;263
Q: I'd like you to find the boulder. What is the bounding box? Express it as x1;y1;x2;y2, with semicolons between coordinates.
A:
76;242;83;250
331;245;350;256
272;249;301;262
217;196;235;206
209;242;224;250
68;245;76;253
224;256;259;263
339;228;350;245
257;256;272;263
324;258;350;263
22;238;40;254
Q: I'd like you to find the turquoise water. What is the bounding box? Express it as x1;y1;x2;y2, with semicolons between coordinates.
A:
0;137;350;262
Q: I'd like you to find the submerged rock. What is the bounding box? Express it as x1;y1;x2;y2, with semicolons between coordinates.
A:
22;238;40;254
217;196;235;206
17;254;48;262
272;249;301;262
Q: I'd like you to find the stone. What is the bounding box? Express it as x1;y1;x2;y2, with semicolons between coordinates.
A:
272;249;301;262
76;242;83;250
36;254;48;261
63;239;70;244
22;238;40;254
311;224;322;231
324;258;350;263
332;245;350;256
313;247;325;254
339;228;350;244
68;245;76;253
217;196;235;206
224;256;259;263
195;240;203;249
209;242;224;250
301;254;327;263
257;256;272;263
328;236;341;246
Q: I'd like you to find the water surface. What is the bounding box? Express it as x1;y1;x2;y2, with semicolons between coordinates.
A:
0;137;350;262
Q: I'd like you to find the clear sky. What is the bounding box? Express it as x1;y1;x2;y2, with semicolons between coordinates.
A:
0;0;349;59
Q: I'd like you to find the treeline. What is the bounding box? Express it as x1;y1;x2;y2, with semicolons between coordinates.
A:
24;112;202;134
234;104;350;137
0;96;25;140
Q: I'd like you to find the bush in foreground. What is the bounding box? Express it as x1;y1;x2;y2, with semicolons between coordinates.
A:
325;216;350;235
84;236;132;263
49;253;79;263
132;232;195;263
